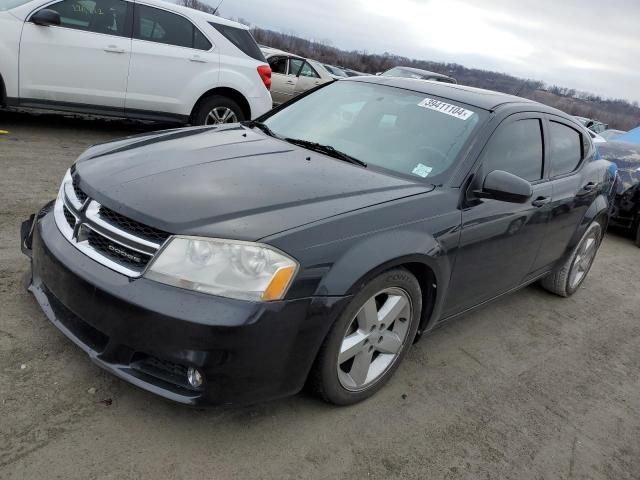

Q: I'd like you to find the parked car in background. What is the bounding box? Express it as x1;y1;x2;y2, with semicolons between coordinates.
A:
600;129;627;141
598;141;640;246
0;0;272;125
380;66;457;84
322;64;349;78
341;68;366;77
574;116;608;134
22;77;615;406
262;48;334;105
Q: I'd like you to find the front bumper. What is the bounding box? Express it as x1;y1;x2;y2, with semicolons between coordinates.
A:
22;206;348;406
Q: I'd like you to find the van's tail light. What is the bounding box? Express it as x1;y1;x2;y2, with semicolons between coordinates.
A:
257;65;272;90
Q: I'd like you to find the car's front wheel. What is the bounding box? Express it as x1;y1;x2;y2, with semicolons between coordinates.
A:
540;221;603;297
309;268;422;405
191;95;245;126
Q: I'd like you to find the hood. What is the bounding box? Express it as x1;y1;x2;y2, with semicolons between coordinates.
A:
75;126;433;240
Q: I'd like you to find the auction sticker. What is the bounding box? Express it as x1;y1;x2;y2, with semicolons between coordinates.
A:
417;98;474;120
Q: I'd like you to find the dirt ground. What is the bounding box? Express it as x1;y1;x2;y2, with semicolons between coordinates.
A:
1;109;639;480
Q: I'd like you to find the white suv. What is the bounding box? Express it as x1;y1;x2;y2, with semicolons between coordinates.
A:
0;0;273;125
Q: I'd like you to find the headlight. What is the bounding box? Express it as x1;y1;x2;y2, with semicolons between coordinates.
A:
145;237;298;302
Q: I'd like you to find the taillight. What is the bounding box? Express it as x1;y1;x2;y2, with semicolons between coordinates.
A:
257;65;272;91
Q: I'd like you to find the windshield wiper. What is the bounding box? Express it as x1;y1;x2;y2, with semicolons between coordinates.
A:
242;120;281;139
284;138;367;168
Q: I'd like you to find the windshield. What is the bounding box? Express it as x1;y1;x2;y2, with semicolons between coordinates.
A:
0;0;32;10
262;81;484;182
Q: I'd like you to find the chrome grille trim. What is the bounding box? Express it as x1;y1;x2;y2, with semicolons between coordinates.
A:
53;172;168;278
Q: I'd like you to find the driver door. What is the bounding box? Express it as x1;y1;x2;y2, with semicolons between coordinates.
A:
19;0;132;110
443;114;553;316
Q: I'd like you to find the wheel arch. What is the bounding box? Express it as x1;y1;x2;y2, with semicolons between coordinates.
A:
190;87;251;123
566;194;610;254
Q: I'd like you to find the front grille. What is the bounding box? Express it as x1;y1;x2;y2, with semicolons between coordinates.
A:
63;205;76;229
72;175;88;204
86;230;152;268
99;206;170;244
54;175;171;277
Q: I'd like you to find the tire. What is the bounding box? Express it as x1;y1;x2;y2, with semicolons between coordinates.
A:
309;268;422;405
540;221;603;297
191;95;245;126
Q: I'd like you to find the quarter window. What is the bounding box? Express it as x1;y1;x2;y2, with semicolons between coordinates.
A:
44;0;130;36
481;119;544;182
134;5;211;50
549;122;583;176
268;56;287;75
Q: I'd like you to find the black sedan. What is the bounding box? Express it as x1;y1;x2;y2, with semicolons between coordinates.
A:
21;77;615;406
598;141;640;246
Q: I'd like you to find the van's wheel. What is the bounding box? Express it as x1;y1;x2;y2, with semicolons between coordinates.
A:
309;268;422;405
191;95;245;126
540;221;603;297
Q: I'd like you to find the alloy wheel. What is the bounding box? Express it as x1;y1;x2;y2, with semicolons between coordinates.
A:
205;107;238;125
569;229;599;289
337;287;413;391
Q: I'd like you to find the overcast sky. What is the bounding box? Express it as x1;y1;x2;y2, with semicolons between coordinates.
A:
212;0;640;103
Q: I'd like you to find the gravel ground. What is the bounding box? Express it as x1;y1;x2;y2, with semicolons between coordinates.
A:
1;109;639;480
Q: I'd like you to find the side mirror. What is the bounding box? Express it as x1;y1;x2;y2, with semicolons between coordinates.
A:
31;9;61;26
477;170;532;203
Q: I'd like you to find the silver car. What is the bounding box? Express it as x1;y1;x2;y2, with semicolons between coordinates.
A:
262;48;334;105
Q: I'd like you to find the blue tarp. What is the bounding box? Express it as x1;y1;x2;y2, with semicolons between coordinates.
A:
617;127;640;144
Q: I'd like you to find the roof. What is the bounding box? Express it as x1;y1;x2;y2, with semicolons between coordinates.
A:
346;76;540;111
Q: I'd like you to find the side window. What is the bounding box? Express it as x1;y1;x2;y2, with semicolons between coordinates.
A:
480;119;544;182
299;62;320;78
289;58;303;77
45;0;130;36
549;121;583;177
268;56;287;75
134;5;209;50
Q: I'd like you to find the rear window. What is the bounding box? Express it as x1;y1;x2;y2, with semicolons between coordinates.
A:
1;0;32;10
209;22;265;61
550;121;583;177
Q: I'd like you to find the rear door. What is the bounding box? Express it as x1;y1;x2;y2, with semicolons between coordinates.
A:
533;116;597;269
293;61;322;96
125;2;216;117
19;0;132;110
443;114;553;316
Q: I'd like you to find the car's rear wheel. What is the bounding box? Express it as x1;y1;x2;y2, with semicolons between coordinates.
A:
309;268;422;405
540;221;603;297
191;95;245;126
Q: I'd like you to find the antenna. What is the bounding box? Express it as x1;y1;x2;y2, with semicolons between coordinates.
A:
212;0;224;14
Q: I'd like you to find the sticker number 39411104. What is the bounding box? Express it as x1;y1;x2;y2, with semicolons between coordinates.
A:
417;98;474;120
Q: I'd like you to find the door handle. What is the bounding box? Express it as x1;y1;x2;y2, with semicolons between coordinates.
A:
286;80;295;85
189;55;207;63
531;196;551;208
104;45;125;54
581;182;598;192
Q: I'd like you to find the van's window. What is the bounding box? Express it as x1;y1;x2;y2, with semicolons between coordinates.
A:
135;5;210;50
299;62;320;78
209;22;265;61
289;58;303;77
550;122;583;176
43;0;130;36
480;119;544;182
